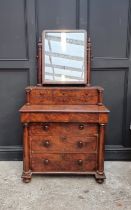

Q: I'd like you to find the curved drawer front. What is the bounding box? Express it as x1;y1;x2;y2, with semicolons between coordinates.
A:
29;122;98;136
31;153;97;172
31;135;98;153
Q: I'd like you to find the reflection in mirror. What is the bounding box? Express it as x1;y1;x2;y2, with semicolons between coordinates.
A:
42;30;87;84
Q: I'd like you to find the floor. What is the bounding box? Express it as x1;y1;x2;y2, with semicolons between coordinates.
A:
0;162;131;210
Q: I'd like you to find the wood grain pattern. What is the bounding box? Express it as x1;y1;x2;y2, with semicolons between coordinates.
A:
20;42;109;183
37;40;42;85
31;153;97;172
30;135;98;153
25;86;104;105
20;104;109;123
20;104;109;113
29;123;98;136
20;112;99;123
20;86;109;183
21;123;31;183
97;124;105;175
28;88;99;105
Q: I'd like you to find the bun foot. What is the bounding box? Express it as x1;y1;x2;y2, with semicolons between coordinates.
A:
21;171;32;183
23;177;31;183
96;178;104;184
95;172;106;184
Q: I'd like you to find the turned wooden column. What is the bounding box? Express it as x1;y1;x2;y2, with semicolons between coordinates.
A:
26;89;31;105
97;123;105;175
98;89;103;106
22;123;31;182
87;37;91;86
37;40;42;86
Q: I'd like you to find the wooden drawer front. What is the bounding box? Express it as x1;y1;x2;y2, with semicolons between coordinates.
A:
29;88;99;105
24;113;98;123
29;123;98;136
31;135;98;153
31;153;97;172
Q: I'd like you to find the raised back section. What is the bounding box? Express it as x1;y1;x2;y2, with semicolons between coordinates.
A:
36;37;92;86
25;86;103;105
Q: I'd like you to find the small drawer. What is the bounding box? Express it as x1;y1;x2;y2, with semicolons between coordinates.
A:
31;135;98;153
31;153;97;172
29;88;99;105
29;122;98;136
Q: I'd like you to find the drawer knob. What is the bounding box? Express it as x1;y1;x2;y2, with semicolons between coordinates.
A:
43;159;49;165
43;140;50;147
43;124;49;131
79;124;84;130
77;159;83;165
78;141;84;148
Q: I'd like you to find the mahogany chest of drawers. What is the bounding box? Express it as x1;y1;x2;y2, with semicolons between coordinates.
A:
19;86;109;183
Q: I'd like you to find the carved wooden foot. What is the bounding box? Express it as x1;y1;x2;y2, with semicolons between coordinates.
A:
96;178;104;184
21;171;32;183
95;172;106;184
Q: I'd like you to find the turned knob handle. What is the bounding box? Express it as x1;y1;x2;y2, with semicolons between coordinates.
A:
43;124;49;131
43;140;50;147
78;141;84;148
43;159;49;165
77;159;83;165
79;124;84;130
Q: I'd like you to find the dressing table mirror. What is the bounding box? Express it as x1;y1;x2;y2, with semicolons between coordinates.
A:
42;30;87;84
20;29;109;184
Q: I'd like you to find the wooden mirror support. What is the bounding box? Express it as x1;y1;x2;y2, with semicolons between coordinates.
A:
37;39;42;86
36;36;91;86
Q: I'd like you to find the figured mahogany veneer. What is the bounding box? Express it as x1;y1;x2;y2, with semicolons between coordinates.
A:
25;86;104;105
20;86;109;183
29;122;98;136
31;135;98;153
20;38;109;183
31;153;97;172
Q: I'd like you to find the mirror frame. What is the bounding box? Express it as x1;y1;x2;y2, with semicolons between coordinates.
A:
41;29;87;85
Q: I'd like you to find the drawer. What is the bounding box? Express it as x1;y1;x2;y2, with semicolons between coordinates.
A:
29;122;98;136
31;135;98;153
31;153;97;172
29;88;99;105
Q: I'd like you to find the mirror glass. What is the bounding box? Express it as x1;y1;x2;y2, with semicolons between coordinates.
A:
42;30;87;84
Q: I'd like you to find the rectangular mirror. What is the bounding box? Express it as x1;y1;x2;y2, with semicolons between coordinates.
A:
42;30;87;84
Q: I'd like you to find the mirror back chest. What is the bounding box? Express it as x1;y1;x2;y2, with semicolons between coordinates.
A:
19;30;109;183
